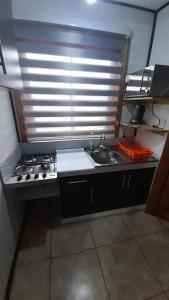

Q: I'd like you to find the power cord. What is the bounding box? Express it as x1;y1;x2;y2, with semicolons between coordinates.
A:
152;101;161;127
123;126;127;138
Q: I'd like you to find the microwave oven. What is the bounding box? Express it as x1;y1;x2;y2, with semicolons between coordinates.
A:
125;64;169;98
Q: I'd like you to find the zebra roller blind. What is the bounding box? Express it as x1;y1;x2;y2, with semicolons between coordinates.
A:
14;21;128;141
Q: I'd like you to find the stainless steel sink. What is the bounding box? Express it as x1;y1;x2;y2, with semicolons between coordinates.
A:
88;149;126;166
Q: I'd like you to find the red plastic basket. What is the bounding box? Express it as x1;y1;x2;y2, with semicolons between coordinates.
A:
118;140;152;160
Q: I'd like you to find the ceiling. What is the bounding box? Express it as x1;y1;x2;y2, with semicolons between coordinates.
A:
110;0;168;11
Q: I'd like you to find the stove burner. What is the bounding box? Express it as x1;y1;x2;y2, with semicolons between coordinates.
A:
41;155;55;163
11;153;56;181
44;155;50;159
38;163;55;173
23;157;37;165
41;163;50;171
20;154;55;165
22;165;27;171
13;165;34;176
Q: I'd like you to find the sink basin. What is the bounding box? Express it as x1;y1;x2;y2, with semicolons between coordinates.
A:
89;150;126;166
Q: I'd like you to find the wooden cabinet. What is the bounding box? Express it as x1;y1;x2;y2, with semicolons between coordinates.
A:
59;167;155;219
0;0;22;89
146;133;169;221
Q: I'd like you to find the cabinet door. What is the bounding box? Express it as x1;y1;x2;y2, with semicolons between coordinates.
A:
125;168;155;207
92;171;125;213
60;176;92;219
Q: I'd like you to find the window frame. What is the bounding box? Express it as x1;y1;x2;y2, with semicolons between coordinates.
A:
13;20;130;142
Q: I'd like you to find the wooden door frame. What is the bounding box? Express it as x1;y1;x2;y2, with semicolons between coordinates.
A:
146;132;169;217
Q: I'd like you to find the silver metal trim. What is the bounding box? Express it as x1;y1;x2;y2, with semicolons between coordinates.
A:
58;160;158;178
86;149;127;167
127;174;132;189
91;187;94;204
122;174;126;189
116;36;131;137
68;180;88;185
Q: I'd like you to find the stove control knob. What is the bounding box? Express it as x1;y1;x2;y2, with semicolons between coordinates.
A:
17;175;22;181
42;173;47;179
34;173;39;179
26;173;31;180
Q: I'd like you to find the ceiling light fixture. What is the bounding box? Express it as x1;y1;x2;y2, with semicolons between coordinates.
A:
86;0;96;4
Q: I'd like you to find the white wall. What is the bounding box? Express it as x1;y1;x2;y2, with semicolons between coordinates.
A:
136;6;169;158
12;0;154;73
0;87;24;300
150;6;169;65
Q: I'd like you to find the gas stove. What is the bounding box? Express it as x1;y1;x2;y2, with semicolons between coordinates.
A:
7;153;57;186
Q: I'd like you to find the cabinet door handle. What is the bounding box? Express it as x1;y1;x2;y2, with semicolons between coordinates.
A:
68;180;87;185
127;174;132;189
90;188;94;204
122;174;126;189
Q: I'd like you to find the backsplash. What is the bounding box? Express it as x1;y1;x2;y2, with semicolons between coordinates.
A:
0;145;21;182
20;137;124;154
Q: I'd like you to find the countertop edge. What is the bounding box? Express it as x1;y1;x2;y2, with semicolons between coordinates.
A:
57;160;158;178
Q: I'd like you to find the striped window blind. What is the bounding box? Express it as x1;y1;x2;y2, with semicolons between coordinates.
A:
14;21;128;142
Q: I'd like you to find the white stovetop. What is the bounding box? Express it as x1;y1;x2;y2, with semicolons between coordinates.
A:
56;148;94;173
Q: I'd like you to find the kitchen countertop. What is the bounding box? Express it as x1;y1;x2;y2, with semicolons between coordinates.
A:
56;147;159;178
56;148;94;172
1;145;159;187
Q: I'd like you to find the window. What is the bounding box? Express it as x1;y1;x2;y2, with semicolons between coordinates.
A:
14;21;129;141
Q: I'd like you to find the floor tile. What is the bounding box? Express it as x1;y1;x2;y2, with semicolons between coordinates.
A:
10;261;50;300
89;214;131;247
165;290;169;298
51;249;109;300
16;200;51;266
159;218;169;229
122;210;164;238
146;293;169;300
50;197;61;228
97;240;162;300
51;221;94;258
136;231;169;291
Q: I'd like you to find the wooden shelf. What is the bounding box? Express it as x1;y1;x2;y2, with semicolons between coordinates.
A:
120;122;169;135
123;96;169;104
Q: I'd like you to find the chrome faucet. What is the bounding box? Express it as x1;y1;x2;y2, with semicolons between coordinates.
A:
99;134;106;150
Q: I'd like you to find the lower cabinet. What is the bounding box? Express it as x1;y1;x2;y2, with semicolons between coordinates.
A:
60;167;155;219
60;175;92;218
124;168;155;207
92;171;125;213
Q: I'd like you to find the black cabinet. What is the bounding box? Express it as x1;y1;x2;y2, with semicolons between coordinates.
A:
123;168;155;207
92;171;125;213
59;167;155;219
60;176;92;218
91;168;155;213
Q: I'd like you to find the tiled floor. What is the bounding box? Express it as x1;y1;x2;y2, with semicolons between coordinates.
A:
9;200;169;300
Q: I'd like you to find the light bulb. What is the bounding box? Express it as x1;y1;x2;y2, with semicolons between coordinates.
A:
86;0;96;4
